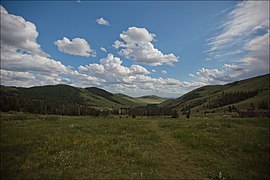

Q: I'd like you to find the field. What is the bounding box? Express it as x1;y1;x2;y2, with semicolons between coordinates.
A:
1;112;269;179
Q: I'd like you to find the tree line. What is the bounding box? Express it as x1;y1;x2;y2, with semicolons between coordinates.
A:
0;95;173;116
206;90;259;109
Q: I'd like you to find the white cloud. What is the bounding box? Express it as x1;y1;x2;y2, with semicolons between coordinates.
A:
1;69;35;82
55;37;95;57
193;64;248;85
130;65;150;75
161;70;167;74
78;54;186;97
196;68;225;83
0;69;74;87
0;5;47;56
79;63;105;74
206;1;269;79
114;27;179;66
241;32;269;75
180;81;206;88
223;64;245;72
1;44;68;74
100;47;107;52
207;1;269;56
152;69;156;73
0;6;73;87
0;6;104;88
96;17;110;26
0;5;215;97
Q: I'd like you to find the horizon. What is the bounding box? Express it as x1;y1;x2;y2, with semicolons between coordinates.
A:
1;72;269;99
0;1;269;98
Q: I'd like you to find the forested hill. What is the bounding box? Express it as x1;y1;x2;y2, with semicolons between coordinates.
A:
0;73;269;116
159;73;269;113
0;84;167;115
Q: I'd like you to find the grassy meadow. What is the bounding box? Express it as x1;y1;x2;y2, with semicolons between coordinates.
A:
1;112;269;179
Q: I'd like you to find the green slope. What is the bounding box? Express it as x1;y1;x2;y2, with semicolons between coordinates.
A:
0;85;141;109
160;74;270;112
1;74;268;113
0;85;169;110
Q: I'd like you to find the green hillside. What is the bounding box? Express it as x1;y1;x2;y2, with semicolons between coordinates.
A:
160;74;270;113
0;84;168;113
1;73;268;116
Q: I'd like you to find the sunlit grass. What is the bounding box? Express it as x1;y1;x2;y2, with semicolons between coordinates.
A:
1;112;269;179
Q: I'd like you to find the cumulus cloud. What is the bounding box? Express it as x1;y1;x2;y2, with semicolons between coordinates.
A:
0;5;47;56
78;54;187;96
206;1;269;78
0;5;71;86
1;45;68;74
0;5;102;88
196;68;226;83
113;27;179;66
55;37;95;57
0;5;210;97
130;65;151;75
79;54;150;79
193;63;247;85
1;69;35;82
79;63;105;74
96;17;110;26
100;47;107;52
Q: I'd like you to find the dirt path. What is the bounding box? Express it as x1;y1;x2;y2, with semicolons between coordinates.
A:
149;120;203;179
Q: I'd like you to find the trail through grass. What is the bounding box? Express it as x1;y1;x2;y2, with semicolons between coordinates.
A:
149;120;203;179
1;112;269;179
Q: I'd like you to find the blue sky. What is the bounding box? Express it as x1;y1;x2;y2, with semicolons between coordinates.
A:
0;1;269;97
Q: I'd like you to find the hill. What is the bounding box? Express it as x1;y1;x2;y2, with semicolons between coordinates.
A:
0;84;167;115
160;74;270;113
136;95;168;104
1;73;268;116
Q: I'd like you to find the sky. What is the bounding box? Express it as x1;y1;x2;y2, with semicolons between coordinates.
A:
0;1;269;97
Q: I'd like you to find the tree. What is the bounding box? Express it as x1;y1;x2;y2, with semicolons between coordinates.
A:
171;109;179;118
186;109;191;119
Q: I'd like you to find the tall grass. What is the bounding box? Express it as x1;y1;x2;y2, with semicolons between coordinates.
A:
1;113;269;179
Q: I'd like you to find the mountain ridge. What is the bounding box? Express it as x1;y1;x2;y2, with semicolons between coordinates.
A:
159;73;269;113
1;73;269;115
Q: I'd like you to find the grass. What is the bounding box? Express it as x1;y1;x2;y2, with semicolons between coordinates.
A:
135;96;167;104
1;112;269;179
161;74;269;112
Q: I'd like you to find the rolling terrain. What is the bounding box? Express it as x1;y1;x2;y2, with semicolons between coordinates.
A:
160;74;269;113
0;73;269;115
0;84;168;113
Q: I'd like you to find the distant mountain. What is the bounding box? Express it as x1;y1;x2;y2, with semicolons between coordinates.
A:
160;74;269;113
136;95;168;104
